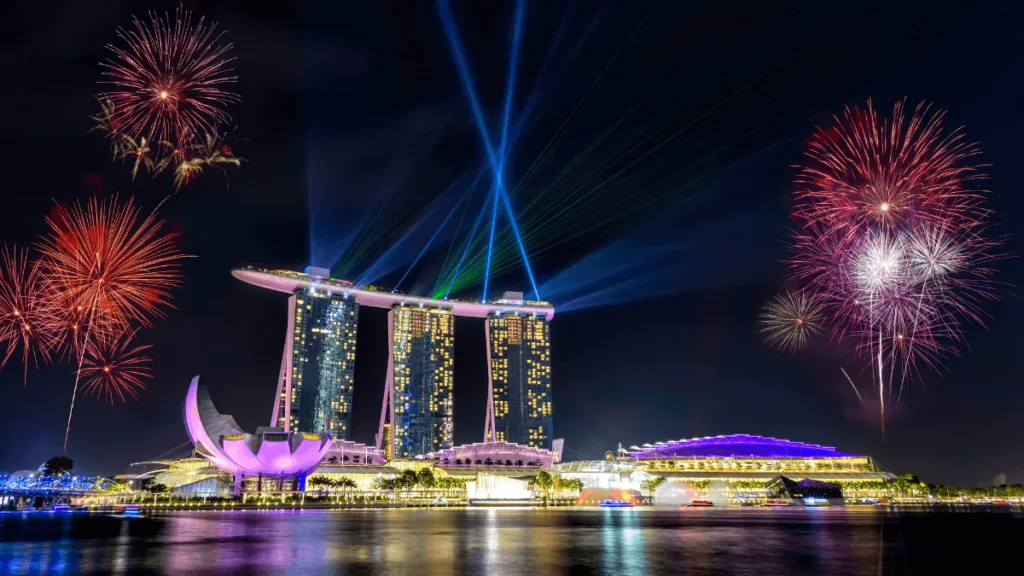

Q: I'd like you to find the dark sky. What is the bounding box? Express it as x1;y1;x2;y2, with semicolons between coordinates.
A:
1;0;1022;485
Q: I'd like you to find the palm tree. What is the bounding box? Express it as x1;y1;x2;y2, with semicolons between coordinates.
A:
416;468;436;490
535;471;554;501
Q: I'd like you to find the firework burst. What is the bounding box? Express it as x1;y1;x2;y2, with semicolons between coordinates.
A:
36;195;186;450
759;291;824;353
0;246;57;383
79;331;153;404
766;100;1003;432
37;196;186;331
99;7;237;147
795;99;988;237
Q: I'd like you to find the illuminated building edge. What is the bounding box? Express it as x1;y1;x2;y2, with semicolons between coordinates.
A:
232;267;555;320
184;375;332;477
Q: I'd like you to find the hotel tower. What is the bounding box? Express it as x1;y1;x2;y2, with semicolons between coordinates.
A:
233;267;555;457
484;292;553;450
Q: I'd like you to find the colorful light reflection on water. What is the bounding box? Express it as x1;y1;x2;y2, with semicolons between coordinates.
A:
0;508;1022;574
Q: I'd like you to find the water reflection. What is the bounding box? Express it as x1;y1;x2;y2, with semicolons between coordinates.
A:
0;508;1021;574
601;508;647;575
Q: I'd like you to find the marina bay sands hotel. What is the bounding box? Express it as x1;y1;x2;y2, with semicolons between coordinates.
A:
233;267;554;459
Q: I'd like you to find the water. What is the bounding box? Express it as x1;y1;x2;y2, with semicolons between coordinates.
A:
1;507;1021;575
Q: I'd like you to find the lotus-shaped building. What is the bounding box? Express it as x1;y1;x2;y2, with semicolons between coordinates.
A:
184;376;332;482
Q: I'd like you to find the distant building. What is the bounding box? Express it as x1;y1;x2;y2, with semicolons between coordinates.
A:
271;267;359;439
390;305;455;457
556;434;896;500
485;291;553;450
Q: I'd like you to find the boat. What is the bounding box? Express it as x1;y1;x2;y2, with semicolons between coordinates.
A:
801;497;830;507
52;504;72;513
112;505;144;518
762;499;791;507
687;500;714;507
600;499;635;508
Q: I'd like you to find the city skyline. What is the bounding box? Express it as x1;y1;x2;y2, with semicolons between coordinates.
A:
0;1;1022;487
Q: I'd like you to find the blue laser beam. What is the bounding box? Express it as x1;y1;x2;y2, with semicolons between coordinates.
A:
485;0;524;303
393;182;475;293
437;0;540;301
481;184;501;302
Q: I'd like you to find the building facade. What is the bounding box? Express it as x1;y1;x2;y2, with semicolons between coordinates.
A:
271;285;359;439
391;306;455;457
486;313;553;449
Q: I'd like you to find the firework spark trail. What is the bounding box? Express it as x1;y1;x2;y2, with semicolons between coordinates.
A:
840;367;864;404
36;196;186;452
764;100;1003;431
100;6;237;147
0;246;57;384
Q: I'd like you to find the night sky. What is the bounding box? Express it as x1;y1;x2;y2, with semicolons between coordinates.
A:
1;0;1023;485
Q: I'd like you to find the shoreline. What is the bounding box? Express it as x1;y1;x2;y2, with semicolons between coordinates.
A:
8;501;1020;514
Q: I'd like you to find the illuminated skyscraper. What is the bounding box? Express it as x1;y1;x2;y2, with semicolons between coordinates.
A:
387;305;455;457
234;267;556;459
271;276;359;439
485;300;553;450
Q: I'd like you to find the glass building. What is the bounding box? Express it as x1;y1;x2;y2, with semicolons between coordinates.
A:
487;313;553;450
271;287;359;439
391;306;455;457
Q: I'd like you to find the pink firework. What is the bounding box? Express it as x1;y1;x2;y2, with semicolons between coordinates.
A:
99;7;238;147
767;100;1004;431
795;99;988;238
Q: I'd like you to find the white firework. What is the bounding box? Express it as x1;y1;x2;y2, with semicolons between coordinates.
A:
759;291;824;353
906;225;964;285
852;232;906;297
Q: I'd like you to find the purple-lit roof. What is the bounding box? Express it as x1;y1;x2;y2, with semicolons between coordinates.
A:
625;434;855;459
425;441;553;468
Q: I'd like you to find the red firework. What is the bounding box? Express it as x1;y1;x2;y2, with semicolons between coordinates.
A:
795;99;988;237
0;246;57;382
99;6;238;147
79;331;153;404
36;195;186;450
37;195;186;334
766;100;1005;433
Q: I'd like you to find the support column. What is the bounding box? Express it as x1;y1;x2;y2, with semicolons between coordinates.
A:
376;309;396;456
484;321;497;443
271;294;298;431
